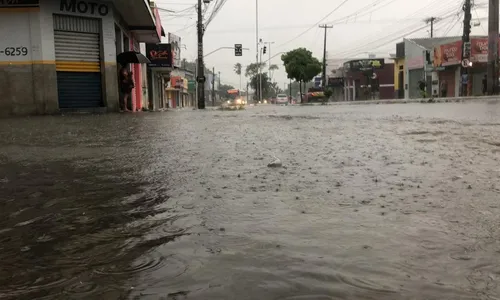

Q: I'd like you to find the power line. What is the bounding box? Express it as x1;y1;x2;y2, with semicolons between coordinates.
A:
329;0;458;57
275;0;350;48
331;8;460;57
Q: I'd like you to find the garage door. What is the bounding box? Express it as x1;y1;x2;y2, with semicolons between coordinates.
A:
408;69;424;99
54;15;102;109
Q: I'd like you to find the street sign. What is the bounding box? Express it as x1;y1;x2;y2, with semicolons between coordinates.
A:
197;76;206;83
463;41;471;59
461;59;470;68
235;44;242;56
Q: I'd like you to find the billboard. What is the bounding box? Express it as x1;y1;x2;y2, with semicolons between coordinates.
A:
345;59;384;71
168;32;181;68
145;43;172;68
433;41;462;67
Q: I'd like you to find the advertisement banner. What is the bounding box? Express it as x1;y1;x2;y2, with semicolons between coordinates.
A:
188;80;196;92
145;43;172;68
168;32;181;68
170;76;183;89
433;41;462;67
346;59;384;71
470;38;500;63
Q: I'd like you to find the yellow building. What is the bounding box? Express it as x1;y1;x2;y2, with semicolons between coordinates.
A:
393;42;406;99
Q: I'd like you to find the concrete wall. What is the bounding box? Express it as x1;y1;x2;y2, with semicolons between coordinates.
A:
0;10;58;116
0;0;135;116
404;39;426;99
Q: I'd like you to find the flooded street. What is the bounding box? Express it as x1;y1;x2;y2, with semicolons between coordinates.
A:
1;102;500;299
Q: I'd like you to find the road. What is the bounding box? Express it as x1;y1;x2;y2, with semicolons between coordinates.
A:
1;102;500;299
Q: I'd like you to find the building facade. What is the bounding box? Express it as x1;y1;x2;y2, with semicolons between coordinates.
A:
0;0;162;116
343;58;394;101
433;37;495;97
402;37;462;99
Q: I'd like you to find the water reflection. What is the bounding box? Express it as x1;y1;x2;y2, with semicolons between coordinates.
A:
1;103;500;299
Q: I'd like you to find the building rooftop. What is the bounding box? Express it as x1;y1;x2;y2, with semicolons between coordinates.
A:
409;35;488;49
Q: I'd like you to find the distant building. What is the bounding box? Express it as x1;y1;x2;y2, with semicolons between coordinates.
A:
343;58;395;101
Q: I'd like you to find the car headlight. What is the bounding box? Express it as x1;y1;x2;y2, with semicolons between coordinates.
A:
227;100;230;104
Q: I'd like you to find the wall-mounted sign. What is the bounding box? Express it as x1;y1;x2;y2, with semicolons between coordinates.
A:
433;41;462;67
327;77;344;87
168;33;181;68
345;59;385;71
0;0;39;7
145;43;173;68
60;0;109;16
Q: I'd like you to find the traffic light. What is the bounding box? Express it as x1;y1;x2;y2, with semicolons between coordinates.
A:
235;44;242;56
263;46;267;54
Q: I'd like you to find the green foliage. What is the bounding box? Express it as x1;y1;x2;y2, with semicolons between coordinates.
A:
234;63;242;76
245;62;266;78
269;64;279;72
250;72;271;99
324;88;333;99
281;48;322;83
281;48;322;102
182;59;213;76
268;82;283;96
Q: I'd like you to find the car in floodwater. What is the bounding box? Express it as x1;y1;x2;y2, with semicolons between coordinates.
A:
276;94;288;105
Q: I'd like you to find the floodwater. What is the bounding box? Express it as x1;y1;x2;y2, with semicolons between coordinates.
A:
1;102;500;300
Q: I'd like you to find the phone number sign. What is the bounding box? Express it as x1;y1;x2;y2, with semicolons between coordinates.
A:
0;46;29;56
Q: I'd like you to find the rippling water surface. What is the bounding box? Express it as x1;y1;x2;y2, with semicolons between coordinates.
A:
1;103;500;299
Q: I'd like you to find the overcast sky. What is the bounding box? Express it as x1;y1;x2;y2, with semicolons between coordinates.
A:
156;0;489;89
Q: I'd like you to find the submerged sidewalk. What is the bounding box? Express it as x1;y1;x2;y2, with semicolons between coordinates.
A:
297;95;500;106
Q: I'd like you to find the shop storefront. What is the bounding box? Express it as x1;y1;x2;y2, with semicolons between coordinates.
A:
0;0;162;116
433;37;496;97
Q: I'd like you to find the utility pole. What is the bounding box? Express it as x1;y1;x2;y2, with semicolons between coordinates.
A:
263;41;275;80
488;0;499;95
460;0;472;97
425;17;437;37
212;67;215;106
319;24;333;89
289;79;292;101
196;0;205;109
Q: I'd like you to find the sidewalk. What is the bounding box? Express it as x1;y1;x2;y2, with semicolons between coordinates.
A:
294;95;500;106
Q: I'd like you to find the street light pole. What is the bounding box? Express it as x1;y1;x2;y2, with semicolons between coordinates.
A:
263;41;275;80
259;47;263;102
255;0;259;101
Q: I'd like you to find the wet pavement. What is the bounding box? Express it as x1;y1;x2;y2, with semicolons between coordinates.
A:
1;102;500;299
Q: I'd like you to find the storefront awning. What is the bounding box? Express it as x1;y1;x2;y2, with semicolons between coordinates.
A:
112;0;161;43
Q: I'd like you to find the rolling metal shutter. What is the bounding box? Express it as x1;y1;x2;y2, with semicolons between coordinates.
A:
53;15;102;109
408;69;424;99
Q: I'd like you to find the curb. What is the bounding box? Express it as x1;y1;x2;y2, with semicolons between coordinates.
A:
292;96;500;106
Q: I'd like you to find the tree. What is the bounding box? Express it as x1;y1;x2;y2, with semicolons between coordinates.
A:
281;48;322;103
182;59;213;77
245;62;266;78
269;81;283;96
234;63;242;90
249;72;272;100
323;88;333;104
269;64;279;80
